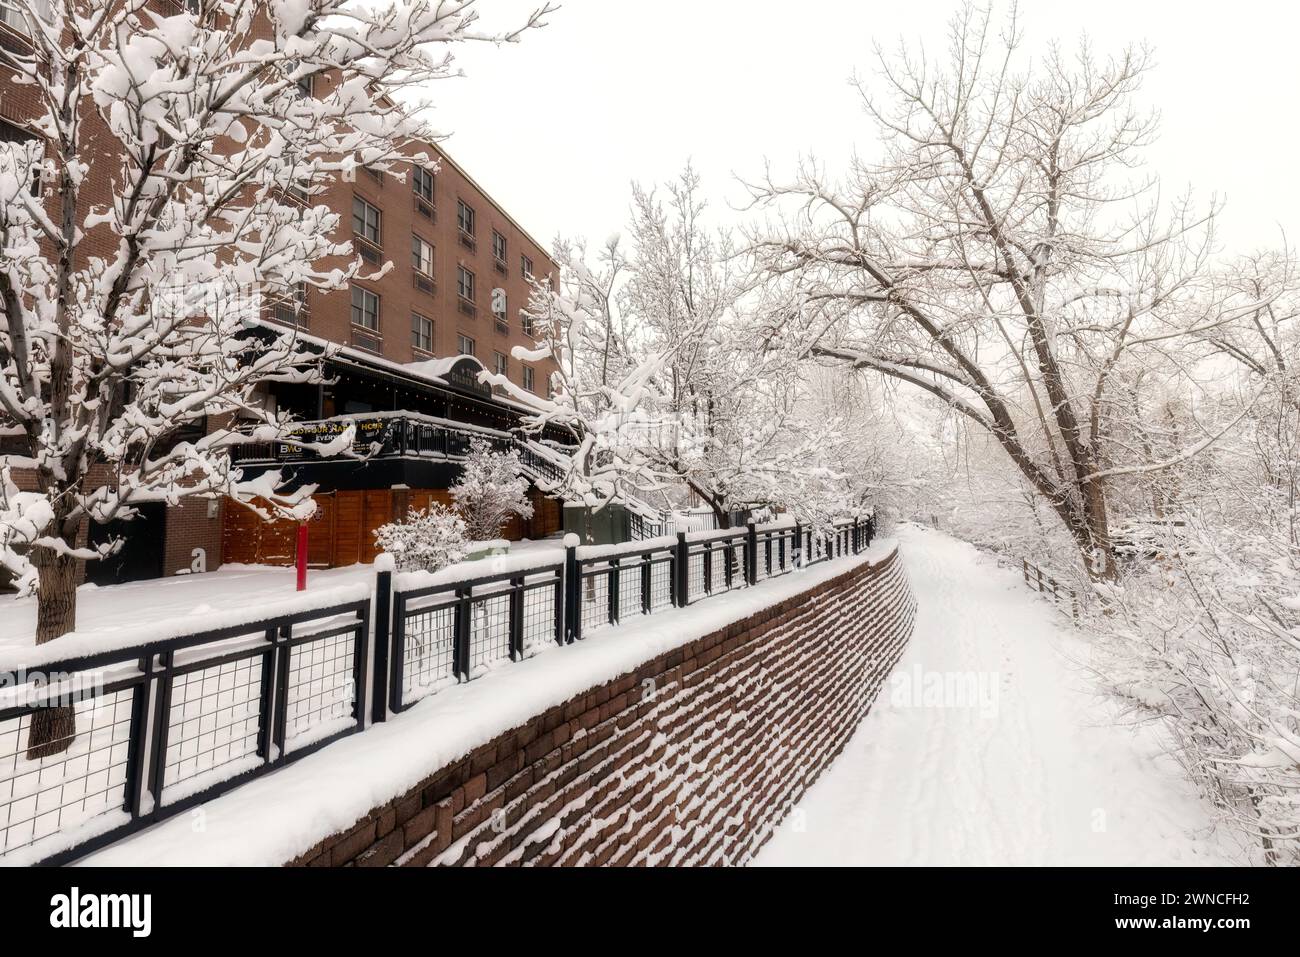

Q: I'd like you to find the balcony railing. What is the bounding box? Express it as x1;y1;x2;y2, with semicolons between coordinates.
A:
229;415;567;486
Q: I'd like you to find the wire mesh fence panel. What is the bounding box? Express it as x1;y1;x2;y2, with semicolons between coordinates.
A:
723;542;746;590
580;571;610;631
0;689;135;858
284;632;357;753
162;654;264;800
468;593;512;677
401;602;456;705
618;563;643;621
521;582;558;655
687;551;706;603
650;558;673;611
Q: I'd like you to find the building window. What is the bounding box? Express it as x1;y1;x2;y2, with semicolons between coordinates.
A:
412;313;433;353
521;255;534;280
351;286;380;330
457;199;475;237
271;282;308;327
492;231;507;264
412;235;434;276
521;313;535;337
0;119;40;197
522;366;535;393
493;290;507;323
457;266;475;303
413;165;434;202
457;334;476;357
494;351;508;377
352;197;381;245
0;0;50;33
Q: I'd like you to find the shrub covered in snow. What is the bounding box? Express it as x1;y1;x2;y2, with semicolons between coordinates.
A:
373;507;469;574
450;439;535;542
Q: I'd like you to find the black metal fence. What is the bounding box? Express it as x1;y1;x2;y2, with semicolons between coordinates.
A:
376;516;876;711
1;514;875;864
0;600;369;865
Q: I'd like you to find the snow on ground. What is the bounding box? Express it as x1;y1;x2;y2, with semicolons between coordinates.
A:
756;524;1244;867
0;538;566;666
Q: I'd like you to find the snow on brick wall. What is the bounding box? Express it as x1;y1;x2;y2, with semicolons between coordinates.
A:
290;549;916;867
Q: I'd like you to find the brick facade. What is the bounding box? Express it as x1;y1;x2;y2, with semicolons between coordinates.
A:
289;548;916;867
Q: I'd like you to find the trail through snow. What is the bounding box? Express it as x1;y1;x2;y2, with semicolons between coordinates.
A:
755;524;1242;867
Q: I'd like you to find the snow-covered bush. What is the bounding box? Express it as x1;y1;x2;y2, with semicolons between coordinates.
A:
373;507;469;574
1092;519;1300;866
450;439;535;541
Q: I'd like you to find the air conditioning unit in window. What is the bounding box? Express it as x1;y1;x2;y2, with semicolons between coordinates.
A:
415;198;436;222
458;231;476;252
351;330;382;354
458;298;477;318
413;274;435;296
494;258;508;275
357;242;381;266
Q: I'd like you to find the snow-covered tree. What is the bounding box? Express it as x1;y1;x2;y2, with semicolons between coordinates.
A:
374;505;467;574
493;237;662;541
450;438;534;542
500;169;858;532
0;0;549;753
746;3;1260;581
621;168;838;527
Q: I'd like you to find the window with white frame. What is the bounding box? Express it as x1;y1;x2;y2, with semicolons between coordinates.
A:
457;266;475;303
457;333;476;357
351;286;379;330
413;166;434;202
411;235;434;276
352;196;381;245
0;119;40;197
492;230;507;263
457;199;475;237
0;0;51;33
523;365;535;393
521;254;534;280
412;313;433;352
493;351;508;377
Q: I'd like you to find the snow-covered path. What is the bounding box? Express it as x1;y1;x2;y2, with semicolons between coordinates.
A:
755;525;1241;867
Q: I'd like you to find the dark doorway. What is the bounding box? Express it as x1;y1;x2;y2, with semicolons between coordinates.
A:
86;503;166;586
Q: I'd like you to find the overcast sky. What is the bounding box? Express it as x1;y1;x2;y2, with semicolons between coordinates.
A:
430;0;1299;257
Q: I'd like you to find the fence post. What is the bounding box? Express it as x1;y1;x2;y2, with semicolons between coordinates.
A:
371;569;392;724
792;523;803;568
641;554;652;614
510;576;525;661
743;522;757;585
703;543;713;595
866;515;875;548
564;543;580;644
674;532;689;606
454;587;472;680
554;568;565;647
608;558;620;626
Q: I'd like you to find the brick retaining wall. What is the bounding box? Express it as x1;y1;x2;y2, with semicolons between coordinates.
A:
290;545;916;867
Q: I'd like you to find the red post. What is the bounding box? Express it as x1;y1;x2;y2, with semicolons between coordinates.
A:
296;522;309;592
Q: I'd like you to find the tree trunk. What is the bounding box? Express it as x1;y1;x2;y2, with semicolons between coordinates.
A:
27;550;80;760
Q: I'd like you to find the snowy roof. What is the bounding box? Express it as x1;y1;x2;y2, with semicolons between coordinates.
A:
246;318;548;417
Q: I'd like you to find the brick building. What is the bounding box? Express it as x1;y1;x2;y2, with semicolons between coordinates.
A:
0;1;566;585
